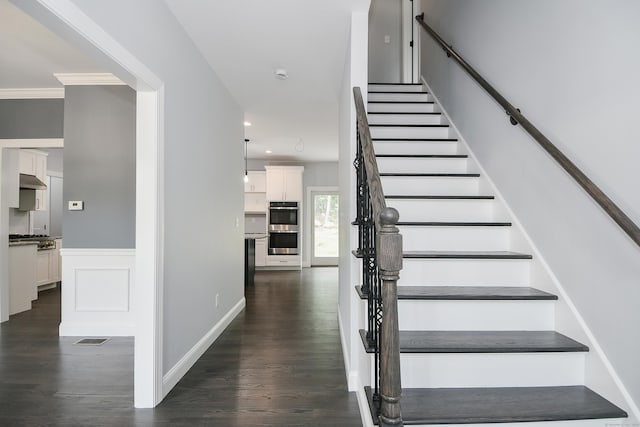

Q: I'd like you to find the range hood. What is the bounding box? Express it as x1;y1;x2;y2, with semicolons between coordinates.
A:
19;174;47;190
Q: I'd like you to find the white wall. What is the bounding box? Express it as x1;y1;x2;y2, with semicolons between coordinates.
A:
368;0;402;82
26;0;245;395
338;9;370;401
420;0;640;410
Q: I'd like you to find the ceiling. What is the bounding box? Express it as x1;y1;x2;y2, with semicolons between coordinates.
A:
1;0;370;162
0;0;104;89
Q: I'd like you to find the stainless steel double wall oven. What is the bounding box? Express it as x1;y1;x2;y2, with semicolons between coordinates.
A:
268;201;299;255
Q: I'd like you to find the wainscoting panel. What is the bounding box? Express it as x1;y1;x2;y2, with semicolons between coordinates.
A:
59;248;135;336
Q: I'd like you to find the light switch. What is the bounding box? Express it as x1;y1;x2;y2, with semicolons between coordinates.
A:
68;200;84;211
384;35;390;44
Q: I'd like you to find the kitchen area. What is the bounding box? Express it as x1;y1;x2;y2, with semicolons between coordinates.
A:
244;165;304;285
5;148;63;317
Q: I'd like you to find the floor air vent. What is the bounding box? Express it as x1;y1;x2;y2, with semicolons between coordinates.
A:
74;338;109;346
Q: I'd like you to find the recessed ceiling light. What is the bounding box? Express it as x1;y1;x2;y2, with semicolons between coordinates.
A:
243;121;252;126
265;150;272;154
274;68;288;80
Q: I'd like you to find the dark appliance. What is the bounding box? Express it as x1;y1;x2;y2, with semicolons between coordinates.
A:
268;201;299;255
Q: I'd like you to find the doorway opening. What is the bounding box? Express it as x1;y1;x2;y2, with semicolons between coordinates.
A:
310;191;339;266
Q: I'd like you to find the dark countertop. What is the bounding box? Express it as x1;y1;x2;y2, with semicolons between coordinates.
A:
245;233;268;240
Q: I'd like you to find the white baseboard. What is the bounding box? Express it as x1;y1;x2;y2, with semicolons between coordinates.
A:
338;309;359;391
161;297;246;397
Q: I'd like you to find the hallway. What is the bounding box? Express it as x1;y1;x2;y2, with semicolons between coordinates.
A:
0;268;361;426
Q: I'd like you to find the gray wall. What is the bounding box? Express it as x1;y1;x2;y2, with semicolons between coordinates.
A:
60;0;245;376
420;0;640;412
368;0;402;82
0;99;64;139
63;85;136;248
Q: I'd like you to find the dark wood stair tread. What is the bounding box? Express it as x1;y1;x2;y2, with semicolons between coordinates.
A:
381;173;479;177
359;330;588;353
368;112;441;115
365;386;628;425
355;285;557;300
372;137;457;141
370;124;449;128
376;154;468;158
368;91;429;94
352;250;530;259
368;101;435;104
396;221;511;226
386;195;494;199
403;250;532;259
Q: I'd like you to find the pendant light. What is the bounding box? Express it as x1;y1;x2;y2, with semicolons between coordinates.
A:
243;138;250;183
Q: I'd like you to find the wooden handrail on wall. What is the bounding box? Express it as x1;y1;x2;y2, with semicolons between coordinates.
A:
416;14;640;248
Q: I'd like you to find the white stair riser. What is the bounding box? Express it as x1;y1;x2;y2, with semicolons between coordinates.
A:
368;84;424;92
399;258;531;286
368;102;436;113
398;300;554;330
370;126;450;139
396;353;585;389
373;140;459;155
399;226;511;251
368;113;443;125
387;199;496;222
368;92;431;102
377;157;469;173
381;176;480;196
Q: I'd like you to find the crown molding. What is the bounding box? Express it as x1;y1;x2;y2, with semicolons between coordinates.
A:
54;72;125;86
0;88;64;99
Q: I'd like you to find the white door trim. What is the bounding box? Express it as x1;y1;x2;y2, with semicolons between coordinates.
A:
22;0;165;408
305;186;339;267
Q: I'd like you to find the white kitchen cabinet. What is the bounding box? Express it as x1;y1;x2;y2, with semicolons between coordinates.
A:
36;251;51;288
244;171;266;193
36;242;61;290
255;237;267;267
265;166;304;201
266;254;300;267
9;244;37;315
244;193;266;213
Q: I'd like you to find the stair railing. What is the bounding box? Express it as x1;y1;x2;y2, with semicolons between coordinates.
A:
353;86;404;427
416;14;640;248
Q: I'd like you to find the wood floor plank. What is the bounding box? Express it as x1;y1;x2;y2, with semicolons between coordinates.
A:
0;268;361;426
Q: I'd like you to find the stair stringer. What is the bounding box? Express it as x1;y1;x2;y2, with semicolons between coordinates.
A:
417;76;639;424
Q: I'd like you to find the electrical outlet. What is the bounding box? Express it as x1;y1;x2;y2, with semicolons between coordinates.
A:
215;294;219;307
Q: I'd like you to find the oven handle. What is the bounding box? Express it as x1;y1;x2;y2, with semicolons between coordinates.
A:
269;230;298;234
269;207;298;210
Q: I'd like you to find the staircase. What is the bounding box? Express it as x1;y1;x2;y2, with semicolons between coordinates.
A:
356;83;629;426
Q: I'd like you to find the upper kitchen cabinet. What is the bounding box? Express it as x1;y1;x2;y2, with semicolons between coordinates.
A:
244;171;266;193
244;171;267;213
265;166;304;202
19;149;48;211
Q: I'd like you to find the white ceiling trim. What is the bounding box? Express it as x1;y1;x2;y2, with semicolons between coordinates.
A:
0;138;64;148
0;88;64;99
54;72;124;85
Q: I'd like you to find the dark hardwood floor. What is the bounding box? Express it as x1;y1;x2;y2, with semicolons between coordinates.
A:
0;268;362;426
